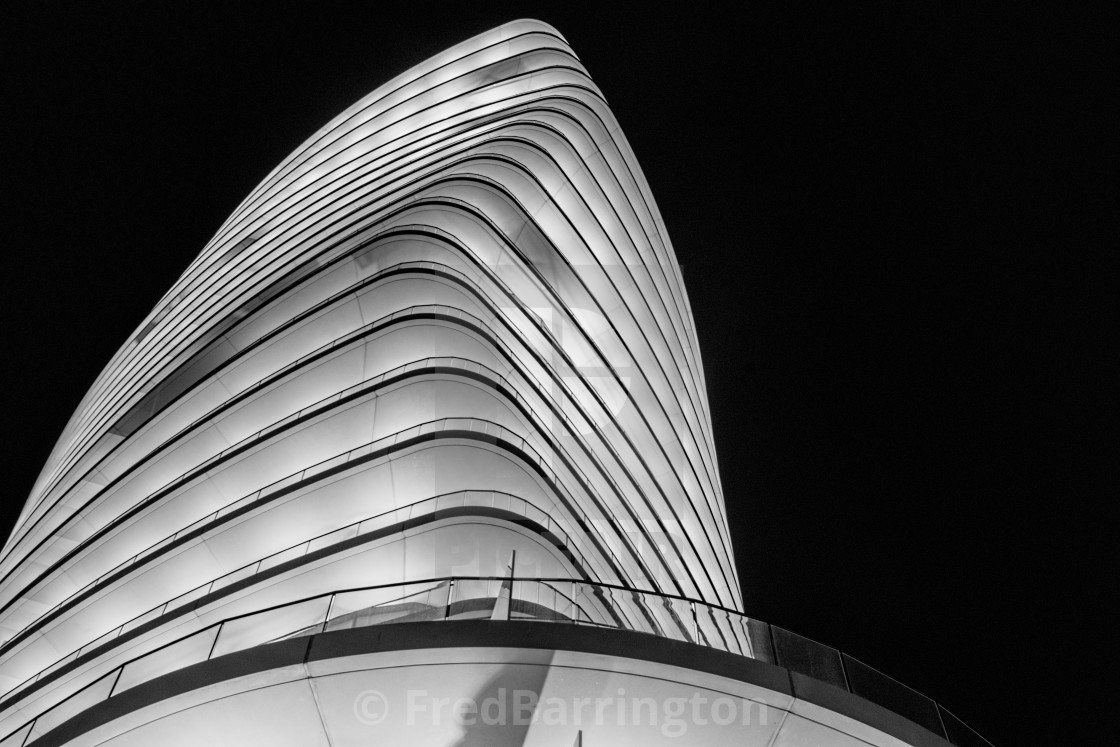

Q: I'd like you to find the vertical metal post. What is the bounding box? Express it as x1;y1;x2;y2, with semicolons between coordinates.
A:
20;718;36;747
106;666;124;699
935;703;950;740
490;550;516;621
322;593;336;634
206;622;224;661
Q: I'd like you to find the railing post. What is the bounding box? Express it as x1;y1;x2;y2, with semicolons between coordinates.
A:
691;601;698;643
322;593;336;634
206;622;224;661
445;578;456;620
106;666;124;699
935;703;950;741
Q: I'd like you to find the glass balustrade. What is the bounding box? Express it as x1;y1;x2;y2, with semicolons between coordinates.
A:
0;576;993;747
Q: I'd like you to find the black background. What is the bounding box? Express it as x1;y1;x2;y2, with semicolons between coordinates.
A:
1;3;1110;745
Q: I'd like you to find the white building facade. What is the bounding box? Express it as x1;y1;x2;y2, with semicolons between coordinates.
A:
0;20;988;747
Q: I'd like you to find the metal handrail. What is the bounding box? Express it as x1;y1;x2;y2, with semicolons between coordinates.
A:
0;575;993;747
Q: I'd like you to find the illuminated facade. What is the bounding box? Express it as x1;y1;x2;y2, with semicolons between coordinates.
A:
0;19;989;747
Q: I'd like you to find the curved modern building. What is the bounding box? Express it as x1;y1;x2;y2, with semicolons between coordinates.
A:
0;19;991;747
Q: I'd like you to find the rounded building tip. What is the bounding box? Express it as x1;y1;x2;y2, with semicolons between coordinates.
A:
500;18;567;41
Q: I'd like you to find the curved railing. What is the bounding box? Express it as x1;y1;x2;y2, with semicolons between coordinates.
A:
0;346;609;659
0;576;993;747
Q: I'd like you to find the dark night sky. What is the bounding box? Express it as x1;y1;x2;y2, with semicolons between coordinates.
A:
1;3;1110;745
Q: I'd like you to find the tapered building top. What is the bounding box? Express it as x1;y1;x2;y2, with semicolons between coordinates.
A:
0;19;990;747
